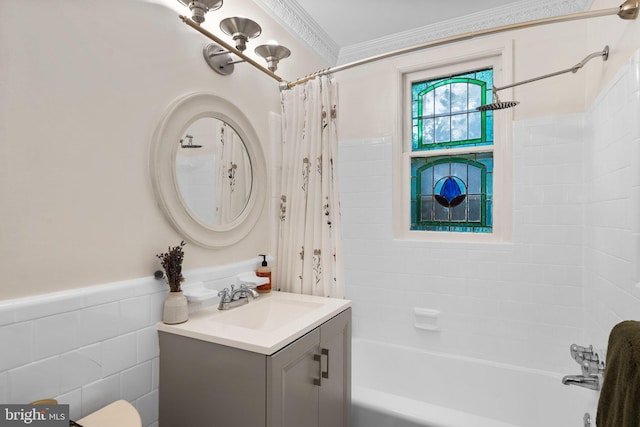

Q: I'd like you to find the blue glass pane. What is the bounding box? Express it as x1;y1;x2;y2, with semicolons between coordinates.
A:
468;195;482;221
451;114;467;141
451;162;468;184
435;117;450;143
422;91;434;116
450;83;467;113
468;112;481;140
468;84;481;110
434;163;448;182
420;168;434;194
467;167;481;193
435;85;450;115
422;119;435;145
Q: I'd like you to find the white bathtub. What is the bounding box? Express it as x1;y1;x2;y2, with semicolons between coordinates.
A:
351;339;600;427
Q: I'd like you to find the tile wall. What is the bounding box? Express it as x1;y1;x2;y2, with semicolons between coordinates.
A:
338;50;640;374
0;258;262;427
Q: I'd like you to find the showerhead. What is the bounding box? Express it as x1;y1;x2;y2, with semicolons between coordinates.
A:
476;100;520;111
179;134;203;148
476;88;519;111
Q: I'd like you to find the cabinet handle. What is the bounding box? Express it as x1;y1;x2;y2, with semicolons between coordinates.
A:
313;354;322;386
321;348;329;379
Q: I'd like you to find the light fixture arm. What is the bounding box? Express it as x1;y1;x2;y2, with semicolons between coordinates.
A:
180;15;284;82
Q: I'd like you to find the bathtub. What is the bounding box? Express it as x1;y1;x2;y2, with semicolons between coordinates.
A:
351;339;599;427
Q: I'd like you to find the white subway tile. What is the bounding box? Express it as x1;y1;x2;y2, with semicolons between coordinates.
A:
79;302;120;345
7;356;60;404
121;361;152;402
135;389;159;427
0;322;34;372
101;333;137;377
81;375;121;417
136;327;159;363
33;312;80;360
0;372;7;403
59;344;102;393
119;296;152;334
55;388;82;421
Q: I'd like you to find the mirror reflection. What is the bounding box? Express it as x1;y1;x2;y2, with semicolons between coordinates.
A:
175;118;252;227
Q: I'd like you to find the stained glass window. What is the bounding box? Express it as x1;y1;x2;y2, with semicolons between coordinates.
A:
410;68;494;233
412;69;494;150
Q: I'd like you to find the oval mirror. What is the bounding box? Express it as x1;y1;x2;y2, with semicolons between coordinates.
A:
150;92;267;247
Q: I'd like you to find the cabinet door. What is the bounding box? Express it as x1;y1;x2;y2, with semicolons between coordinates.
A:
268;328;321;427
319;308;351;427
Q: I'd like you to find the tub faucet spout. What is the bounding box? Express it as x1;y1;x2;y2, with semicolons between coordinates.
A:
562;374;600;391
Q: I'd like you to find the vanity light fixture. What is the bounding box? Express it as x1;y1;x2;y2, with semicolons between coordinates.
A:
255;43;291;72
176;0;223;24
219;17;262;52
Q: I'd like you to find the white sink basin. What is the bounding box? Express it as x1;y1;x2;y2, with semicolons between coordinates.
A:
157;291;351;354
212;298;324;330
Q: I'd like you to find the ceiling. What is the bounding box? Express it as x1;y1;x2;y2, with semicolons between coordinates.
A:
254;0;593;65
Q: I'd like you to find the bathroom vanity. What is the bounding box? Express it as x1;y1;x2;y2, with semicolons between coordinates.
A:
158;291;351;427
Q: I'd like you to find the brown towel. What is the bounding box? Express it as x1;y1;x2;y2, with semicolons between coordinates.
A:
596;320;640;427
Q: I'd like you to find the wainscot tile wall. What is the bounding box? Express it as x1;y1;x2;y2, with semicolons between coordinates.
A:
0;258;263;427
338;49;640;375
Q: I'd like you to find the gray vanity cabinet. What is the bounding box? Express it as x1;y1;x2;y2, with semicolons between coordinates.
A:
268;307;351;427
159;308;351;427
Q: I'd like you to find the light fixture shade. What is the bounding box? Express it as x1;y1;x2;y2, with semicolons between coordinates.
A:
177;0;223;24
255;44;291;72
220;17;262;52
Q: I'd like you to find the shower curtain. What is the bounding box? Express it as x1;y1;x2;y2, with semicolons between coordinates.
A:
276;76;345;298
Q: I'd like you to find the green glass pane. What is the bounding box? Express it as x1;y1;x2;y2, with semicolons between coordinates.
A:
486;114;494;142
486;201;493;226
476;69;493;86
413;82;427;100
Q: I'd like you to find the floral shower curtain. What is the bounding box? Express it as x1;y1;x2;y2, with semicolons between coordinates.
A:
276;75;345;298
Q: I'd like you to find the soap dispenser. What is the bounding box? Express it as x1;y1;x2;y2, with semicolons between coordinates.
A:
256;254;272;293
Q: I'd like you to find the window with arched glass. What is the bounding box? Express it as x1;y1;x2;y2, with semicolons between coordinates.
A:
410;68;494;233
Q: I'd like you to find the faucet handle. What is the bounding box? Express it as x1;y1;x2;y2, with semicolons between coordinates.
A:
218;288;230;302
571;344;596;363
581;359;605;376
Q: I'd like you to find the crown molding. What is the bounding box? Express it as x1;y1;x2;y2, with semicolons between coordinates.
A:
337;0;592;64
252;0;339;65
253;0;592;67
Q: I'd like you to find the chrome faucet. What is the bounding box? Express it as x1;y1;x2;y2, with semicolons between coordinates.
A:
218;284;259;310
562;374;600;391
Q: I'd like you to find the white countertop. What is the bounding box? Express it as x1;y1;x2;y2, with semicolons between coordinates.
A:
157;291;351;355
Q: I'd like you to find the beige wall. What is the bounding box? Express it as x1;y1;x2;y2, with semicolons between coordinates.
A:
0;0;326;299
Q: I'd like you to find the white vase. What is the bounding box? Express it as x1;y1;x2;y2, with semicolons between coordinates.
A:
163;291;188;324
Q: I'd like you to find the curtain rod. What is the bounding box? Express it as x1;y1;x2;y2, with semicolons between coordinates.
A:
286;0;638;89
179;0;638;89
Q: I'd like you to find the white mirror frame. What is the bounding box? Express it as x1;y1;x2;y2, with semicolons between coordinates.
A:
150;92;267;247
